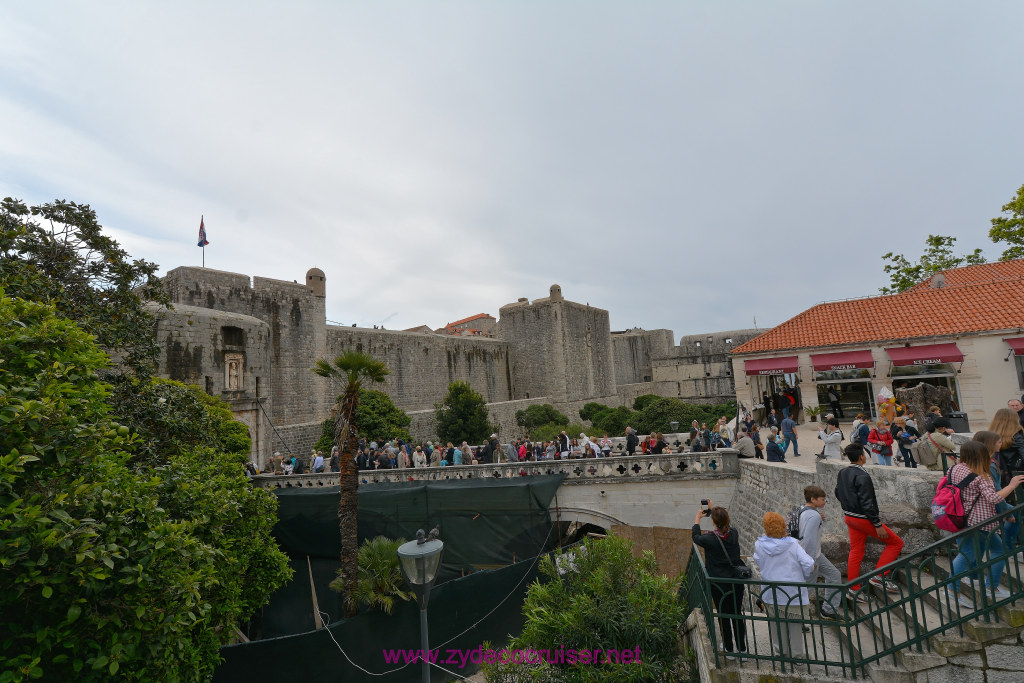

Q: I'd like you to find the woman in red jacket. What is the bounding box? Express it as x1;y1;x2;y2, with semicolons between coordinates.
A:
867;419;895;466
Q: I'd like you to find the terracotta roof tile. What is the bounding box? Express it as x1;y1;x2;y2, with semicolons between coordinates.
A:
444;313;495;329
732;260;1024;355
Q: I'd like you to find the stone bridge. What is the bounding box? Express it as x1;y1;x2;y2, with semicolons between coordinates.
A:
252;451;741;530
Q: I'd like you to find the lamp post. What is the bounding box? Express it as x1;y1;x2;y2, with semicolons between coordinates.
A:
397;533;444;683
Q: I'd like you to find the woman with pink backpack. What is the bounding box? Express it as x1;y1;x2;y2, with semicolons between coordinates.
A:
941;441;1024;607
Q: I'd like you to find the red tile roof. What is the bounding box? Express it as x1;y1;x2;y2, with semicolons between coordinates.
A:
444;313;495;329
732;260;1024;355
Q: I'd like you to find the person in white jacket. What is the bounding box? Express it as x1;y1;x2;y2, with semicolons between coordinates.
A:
754;511;815;657
817;417;844;460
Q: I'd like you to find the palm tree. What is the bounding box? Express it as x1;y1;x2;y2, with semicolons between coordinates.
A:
312;350;390;617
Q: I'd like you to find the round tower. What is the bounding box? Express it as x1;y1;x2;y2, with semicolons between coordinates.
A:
306;267;326;297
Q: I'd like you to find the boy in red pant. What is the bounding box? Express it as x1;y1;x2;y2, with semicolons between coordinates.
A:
835;444;904;600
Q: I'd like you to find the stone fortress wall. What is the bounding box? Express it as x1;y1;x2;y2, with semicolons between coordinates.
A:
152;266;763;467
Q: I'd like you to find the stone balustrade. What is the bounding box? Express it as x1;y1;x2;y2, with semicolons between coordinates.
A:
252;450;739;490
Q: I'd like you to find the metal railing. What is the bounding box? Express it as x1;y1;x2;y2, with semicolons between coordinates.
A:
686;501;1024;678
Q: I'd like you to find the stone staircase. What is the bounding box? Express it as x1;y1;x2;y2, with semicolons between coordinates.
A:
686;542;1024;683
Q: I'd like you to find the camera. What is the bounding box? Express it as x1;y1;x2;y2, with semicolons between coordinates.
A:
701;499;709;506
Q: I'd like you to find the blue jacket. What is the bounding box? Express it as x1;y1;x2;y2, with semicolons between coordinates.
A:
766;440;786;462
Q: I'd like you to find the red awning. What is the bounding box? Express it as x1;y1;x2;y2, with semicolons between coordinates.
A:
810;349;875;372
744;356;799;376
1006;338;1024;356
885;343;964;367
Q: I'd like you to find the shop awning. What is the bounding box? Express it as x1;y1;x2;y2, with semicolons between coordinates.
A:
810;349;875;371
885;343;964;367
744;356;799;376
1005;338;1024;356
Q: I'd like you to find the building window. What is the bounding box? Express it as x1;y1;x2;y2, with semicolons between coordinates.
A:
222;326;244;347
225;353;243;391
205;376;213;394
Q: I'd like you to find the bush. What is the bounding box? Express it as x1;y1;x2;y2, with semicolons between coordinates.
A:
516;404;569;431
590;406;635;436
578;402;610;423
482;535;693;682
632;394;662;412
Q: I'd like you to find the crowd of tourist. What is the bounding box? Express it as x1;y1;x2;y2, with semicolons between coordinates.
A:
691;399;1024;657
262;416;748;475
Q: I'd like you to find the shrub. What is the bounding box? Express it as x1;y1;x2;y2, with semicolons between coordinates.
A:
516;404;569;431
483;535;693;682
632;394;662;412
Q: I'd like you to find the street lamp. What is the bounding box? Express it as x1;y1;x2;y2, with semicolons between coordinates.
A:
397;532;444;683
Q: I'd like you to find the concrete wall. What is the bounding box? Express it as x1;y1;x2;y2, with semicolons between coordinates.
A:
553;477;738;530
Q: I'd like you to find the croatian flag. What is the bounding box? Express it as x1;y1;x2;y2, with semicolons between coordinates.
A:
197;216;209;247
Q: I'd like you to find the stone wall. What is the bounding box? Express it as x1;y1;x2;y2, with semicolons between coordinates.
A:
499;287;616;405
405;396;554;442
324;326;512;411
611;329;674;385
273;420;324;460
163;267;330;429
149;301;272;466
730;459;944;573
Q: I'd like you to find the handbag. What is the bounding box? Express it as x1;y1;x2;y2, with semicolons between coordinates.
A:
713;532;752;580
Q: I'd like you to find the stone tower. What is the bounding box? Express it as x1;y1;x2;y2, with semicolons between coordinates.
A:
306;267;326;297
498;285;616;405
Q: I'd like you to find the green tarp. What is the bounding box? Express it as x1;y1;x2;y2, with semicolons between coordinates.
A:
253;474;563;640
272;474;564;575
216;559;541;683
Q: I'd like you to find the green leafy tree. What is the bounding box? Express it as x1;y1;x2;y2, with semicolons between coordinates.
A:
482;535;692;682
330;536;414;615
0;293;222;681
0;197;168;377
312;350;390;617
1;197;292;680
990;182;1024;261
315;389;412;451
435;381;495;445
880;234;985;294
515;403;569;431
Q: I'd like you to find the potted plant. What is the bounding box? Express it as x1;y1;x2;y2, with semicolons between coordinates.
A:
805;405;824;423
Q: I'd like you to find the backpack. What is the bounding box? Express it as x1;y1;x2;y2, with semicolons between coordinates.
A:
931;471;979;532
785;505;811;539
850;424;863;445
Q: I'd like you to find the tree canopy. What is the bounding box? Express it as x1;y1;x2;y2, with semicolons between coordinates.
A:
435;381;494;445
880;234;984;294
990;182;1024;261
0;198;291;681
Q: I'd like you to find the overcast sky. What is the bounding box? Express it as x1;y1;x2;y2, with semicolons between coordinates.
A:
3;2;1022;338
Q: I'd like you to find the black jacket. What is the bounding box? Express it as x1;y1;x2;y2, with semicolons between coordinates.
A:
835;464;881;527
692;526;742;579
625;431;639;453
998;432;1024;472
